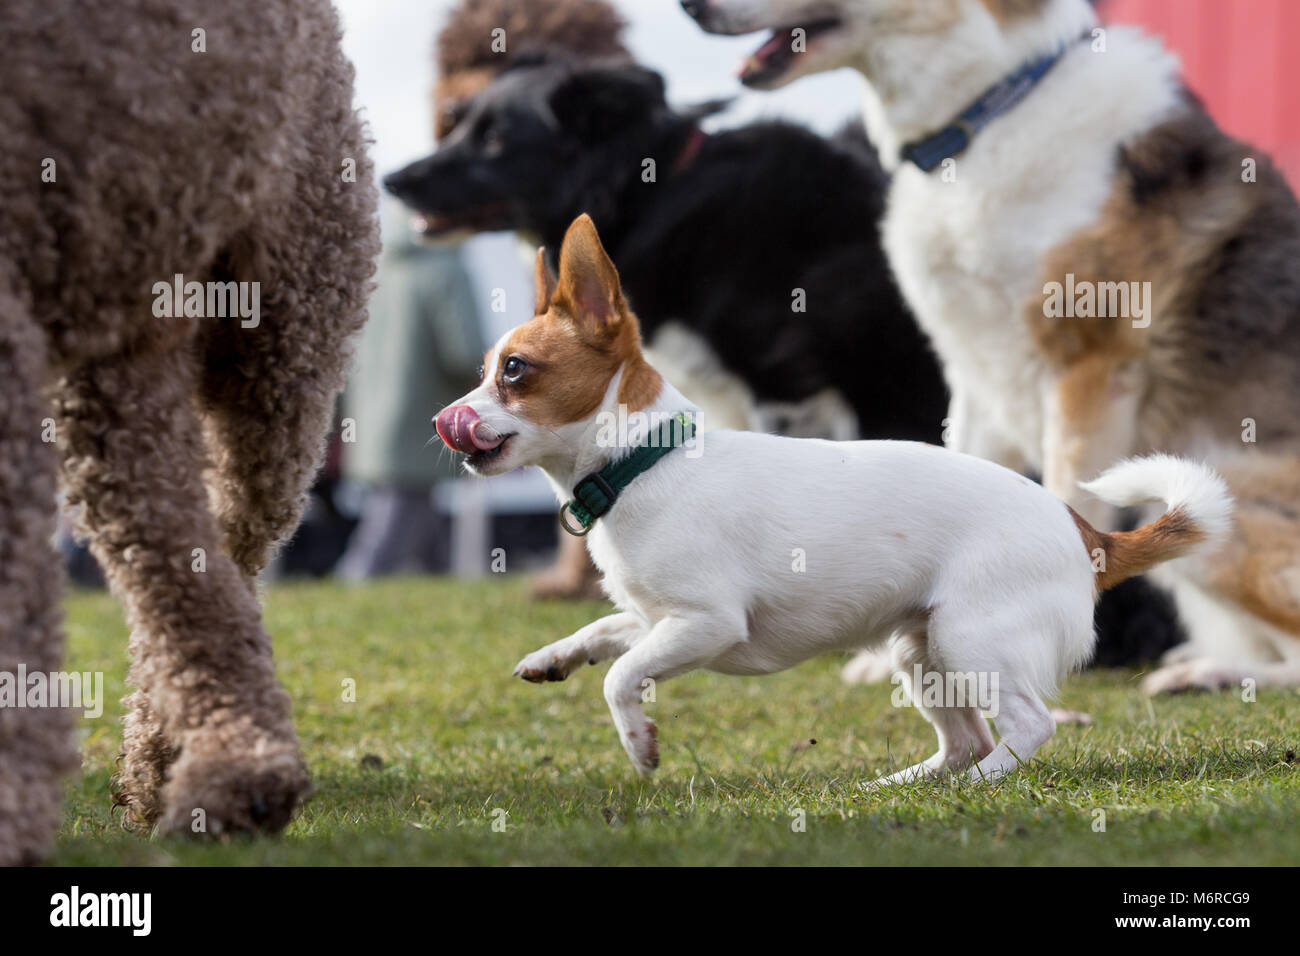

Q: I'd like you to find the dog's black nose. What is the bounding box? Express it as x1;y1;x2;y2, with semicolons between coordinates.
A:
382;170;407;196
680;0;706;21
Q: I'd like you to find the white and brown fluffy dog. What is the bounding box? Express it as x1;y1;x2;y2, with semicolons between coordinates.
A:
684;0;1300;693
434;213;1230;783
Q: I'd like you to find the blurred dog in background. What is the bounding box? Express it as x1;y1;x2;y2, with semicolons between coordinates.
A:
387;56;944;445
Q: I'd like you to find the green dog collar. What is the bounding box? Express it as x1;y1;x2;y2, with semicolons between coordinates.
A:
559;412;696;536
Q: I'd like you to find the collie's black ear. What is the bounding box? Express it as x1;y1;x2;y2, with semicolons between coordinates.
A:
549;65;667;143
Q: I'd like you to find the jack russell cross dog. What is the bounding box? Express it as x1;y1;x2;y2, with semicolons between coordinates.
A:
434;214;1231;784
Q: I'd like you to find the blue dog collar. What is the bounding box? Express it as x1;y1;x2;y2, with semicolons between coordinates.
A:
901;32;1090;173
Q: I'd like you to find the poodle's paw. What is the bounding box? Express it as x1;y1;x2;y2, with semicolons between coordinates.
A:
0;708;79;865
0;757;70;866
1142;657;1243;696
112;770;167;835
841;647;894;685
158;737;310;838
113;696;178;833
620;719;659;777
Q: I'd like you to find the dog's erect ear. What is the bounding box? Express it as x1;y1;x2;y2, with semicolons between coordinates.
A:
549;65;667;143
533;247;557;316
552;214;626;336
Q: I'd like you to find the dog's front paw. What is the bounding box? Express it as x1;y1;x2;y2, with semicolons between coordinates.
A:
1142;657;1242;695
513;648;577;683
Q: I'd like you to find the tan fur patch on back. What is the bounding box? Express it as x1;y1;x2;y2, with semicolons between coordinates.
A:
1027;102;1294;449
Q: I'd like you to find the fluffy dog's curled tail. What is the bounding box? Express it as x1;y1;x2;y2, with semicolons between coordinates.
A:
1071;455;1233;592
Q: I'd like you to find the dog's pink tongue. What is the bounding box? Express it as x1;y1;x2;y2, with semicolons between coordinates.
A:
434;405;503;454
740;31;787;79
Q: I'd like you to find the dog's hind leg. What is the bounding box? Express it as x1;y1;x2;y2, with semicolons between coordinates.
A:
0;294;79;864
198;143;379;580
58;340;308;836
968;692;1056;782
866;632;994;788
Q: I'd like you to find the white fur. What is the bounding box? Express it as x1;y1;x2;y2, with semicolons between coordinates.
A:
1079;454;1233;545
448;333;1228;782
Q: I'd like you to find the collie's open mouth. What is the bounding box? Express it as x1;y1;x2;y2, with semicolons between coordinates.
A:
411;203;513;239
739;18;842;87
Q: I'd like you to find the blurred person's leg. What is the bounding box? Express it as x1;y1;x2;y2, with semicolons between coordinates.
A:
335;485;442;580
531;531;604;600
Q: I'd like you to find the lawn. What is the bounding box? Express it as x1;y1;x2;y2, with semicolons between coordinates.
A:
54;576;1300;865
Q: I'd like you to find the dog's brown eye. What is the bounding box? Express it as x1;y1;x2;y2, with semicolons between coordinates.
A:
502;355;527;383
477;364;485;380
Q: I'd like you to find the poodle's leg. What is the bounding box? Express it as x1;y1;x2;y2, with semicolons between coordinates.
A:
199;161;378;580
111;689;174;832
0;299;78;865
59;343;308;837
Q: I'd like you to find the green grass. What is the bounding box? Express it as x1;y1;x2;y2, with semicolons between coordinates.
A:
54;576;1300;865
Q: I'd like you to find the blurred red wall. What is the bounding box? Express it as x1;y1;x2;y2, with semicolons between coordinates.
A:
1100;0;1300;189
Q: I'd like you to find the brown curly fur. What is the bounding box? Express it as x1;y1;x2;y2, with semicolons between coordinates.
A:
434;0;631;138
1;0;380;864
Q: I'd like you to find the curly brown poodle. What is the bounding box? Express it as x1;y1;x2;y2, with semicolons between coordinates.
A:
1;0;379;864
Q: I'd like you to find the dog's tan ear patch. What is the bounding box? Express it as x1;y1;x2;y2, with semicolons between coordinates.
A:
534;247;557;316
552;213;626;338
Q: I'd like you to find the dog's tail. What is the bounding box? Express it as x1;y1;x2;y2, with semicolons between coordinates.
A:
1071;455;1233;592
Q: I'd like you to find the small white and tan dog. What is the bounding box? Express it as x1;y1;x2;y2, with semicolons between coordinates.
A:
435;214;1231;783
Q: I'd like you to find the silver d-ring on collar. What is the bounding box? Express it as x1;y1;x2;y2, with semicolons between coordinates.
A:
558;502;591;537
